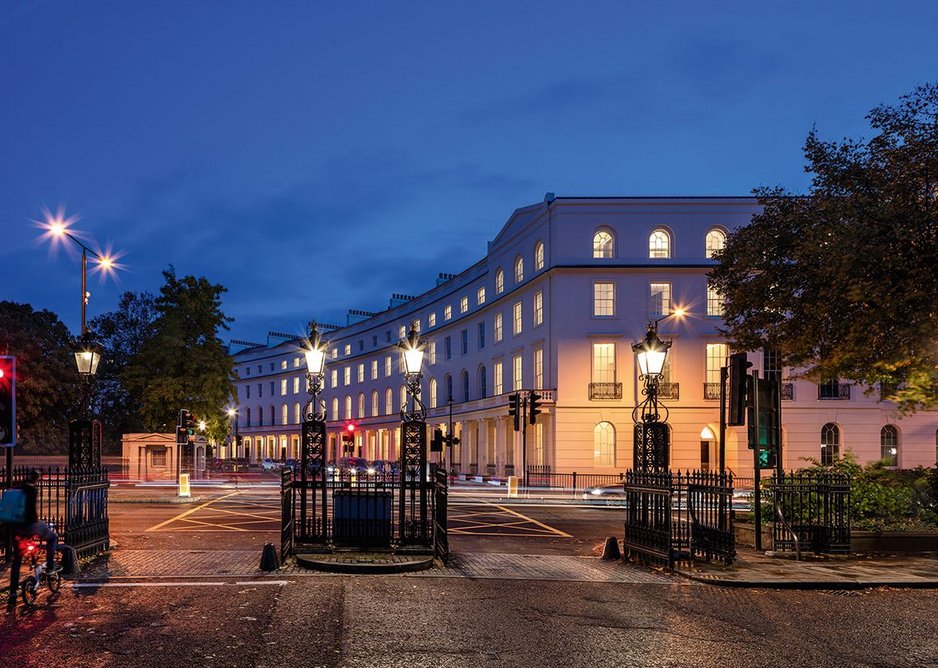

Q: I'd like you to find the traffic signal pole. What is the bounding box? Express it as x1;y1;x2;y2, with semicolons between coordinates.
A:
751;372;763;551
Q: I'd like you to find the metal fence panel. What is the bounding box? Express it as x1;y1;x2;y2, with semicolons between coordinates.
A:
772;471;851;554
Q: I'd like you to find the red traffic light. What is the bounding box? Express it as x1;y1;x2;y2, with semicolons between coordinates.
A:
346;422;356;433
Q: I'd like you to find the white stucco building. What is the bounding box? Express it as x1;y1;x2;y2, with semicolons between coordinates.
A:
227;196;938;476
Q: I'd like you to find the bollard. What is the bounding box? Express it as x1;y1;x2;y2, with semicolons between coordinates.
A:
601;536;621;561
260;542;280;571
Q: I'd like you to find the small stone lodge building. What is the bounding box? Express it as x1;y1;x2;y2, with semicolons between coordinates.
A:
121;432;207;480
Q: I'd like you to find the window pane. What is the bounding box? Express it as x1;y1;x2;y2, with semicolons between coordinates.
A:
705;344;727;384
593;282;614;316
592;343;616;383
649;230;671;258
650;282;671;318
706;229;726;258
594;422;615;466
593;231;614;258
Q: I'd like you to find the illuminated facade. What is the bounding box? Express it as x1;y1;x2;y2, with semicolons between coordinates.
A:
229;196;938;474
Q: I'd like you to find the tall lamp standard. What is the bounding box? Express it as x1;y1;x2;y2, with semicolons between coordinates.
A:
631;310;682;472
226;408;239;459
301;323;328;542
398;326;429;546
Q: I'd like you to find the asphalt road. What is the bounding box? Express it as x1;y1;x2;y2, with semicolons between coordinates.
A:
2;577;936;668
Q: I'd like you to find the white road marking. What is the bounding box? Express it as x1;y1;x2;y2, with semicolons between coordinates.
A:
70;580;291;588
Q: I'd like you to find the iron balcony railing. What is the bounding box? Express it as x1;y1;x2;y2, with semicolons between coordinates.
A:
659;382;679;400
781;382;794;400
589;382;622;400
703;383;721;400
818;383;851;400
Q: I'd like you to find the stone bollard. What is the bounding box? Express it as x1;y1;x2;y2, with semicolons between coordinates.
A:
260;542;280;571
601;536;621;561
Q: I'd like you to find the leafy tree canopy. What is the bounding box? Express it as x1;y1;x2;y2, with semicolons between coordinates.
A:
122;267;234;437
0;301;79;453
710;83;938;412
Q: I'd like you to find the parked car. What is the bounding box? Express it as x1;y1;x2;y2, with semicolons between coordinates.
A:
338;457;369;474
582;483;627;502
261;458;280;471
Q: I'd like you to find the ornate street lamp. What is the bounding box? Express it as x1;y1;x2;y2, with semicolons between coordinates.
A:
631;314;678;472
226;407;239;459
300;322;328;542
69;332;104;470
398;325;430;546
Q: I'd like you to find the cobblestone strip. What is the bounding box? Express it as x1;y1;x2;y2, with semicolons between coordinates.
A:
78;549;263;578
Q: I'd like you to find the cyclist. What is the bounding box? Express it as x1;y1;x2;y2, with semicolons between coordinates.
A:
6;469;60;606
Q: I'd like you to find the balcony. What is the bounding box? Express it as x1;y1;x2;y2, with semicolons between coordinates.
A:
818;382;851;400
781;382;794;400
703;383;721;400
589;382;622;400
658;382;679;400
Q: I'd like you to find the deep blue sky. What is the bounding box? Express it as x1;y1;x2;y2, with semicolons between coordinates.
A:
3;1;937;342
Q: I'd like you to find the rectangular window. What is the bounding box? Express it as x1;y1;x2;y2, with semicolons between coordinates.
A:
592;343;616;383
512;354;523;391
534;291;543;326
281;360;287;370
763;348;782;384
151;448;167;467
461;329;468;355
330;370;338;388
534;346;543;389
650;282;672;318
371;360;378;380
445;336;452;360
399;325;406;339
495;312;503;342
280;379;287;395
460;296;469;313
478;322;486;349
477;287;486;305
343;367;350;386
412;319;420;333
494;361;503;395
294;357;300;368
512;302;522;335
344;344;351;356
357;363;364;383
429;341;437;365
293;377;300;394
444;305;452;321
428;313;436;327
707;283;724;316
385;356;392;377
593;282;615;316
331;348;338;360
706;343;727;384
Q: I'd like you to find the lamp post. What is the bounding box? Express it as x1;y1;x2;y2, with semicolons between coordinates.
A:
301;323;328;541
226;407;239;459
70;332;103;470
631;313;678;472
398;326;429;546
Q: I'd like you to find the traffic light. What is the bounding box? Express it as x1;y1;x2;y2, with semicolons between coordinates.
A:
528;391;541;425
176;409;191;445
0;356;16;447
727;352;752;426
747;375;780;470
342;422;356;454
507;393;520;432
430;428;444;452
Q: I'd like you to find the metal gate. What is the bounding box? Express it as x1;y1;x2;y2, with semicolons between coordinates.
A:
434;468;448;563
280;467;294;560
772;471;851;554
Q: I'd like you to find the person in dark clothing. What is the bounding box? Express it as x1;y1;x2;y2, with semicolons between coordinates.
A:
6;469;60;606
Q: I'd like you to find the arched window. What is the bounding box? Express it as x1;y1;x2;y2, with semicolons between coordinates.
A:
429;378;438;408
445;374;453;402
821;423;840;465
534;241;545;270
495;268;505;294
705;228;727;258
281;404;288;425
594;422;616;467
399;385;407;412
649;229;671;258
357;393;365;418
331;397;339;421
880;425;898;466
344;395;352;420
294;402;301;424
514;256;524;283
593;229;614;258
371;390;379;417
461;369;470;402
246;407;251;427
478;365;487;399
385;388;393;415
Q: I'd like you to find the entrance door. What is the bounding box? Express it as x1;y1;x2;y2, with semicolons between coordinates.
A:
700;440;711;472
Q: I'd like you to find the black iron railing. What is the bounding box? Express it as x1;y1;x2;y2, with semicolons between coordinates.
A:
589;382;622;400
527;466;624;493
434;468;448;563
781;383;794;400
771;471;851;554
703;383;721;400
658;382;680;400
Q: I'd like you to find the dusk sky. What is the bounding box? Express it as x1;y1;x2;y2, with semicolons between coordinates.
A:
3;1;937;343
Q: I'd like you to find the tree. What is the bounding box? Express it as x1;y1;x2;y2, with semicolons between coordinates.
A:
122;268;235;437
709;83;938;412
0;302;79;453
89;291;157;449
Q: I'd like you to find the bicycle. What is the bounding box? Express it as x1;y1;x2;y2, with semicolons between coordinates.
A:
16;534;61;606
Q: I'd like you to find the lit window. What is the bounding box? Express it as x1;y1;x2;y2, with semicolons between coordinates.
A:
281;404;288;425
821;423;840;465
593;282;615;317
281;360;287;370
371;360;378;380
293;377;300;394
294;403;301;424
534;347;543;389
707;283;724;316
358;393;365;418
514;256;524;283
400;385;407;411
385;356;391;377
460;296;469;313
343;367;350;386
412;319;420;333
594;422;616;466
357;363;364;383
371;390;379;416
880;425;898;466
332;348;338;360
649;282;671;318
593;230;614;258
399;325;406;339
385;388;393;415
444;305;452;321
344;344;351;355
495;312;503;342
649;229;671;258
330;370;338;389
495;268;504;294
535;241;545;270
706;344;727;385
294;357;300;368
344;395;352;419
477;287;486;305
512;354;522;391
512;302;522;335
429;313;436;327
331;397;338;420
706;228;727;259
494;361;503;395
534;291;543;326
280;379;287;395
429;341;437;365
592;343;616;384
430;379;438;408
